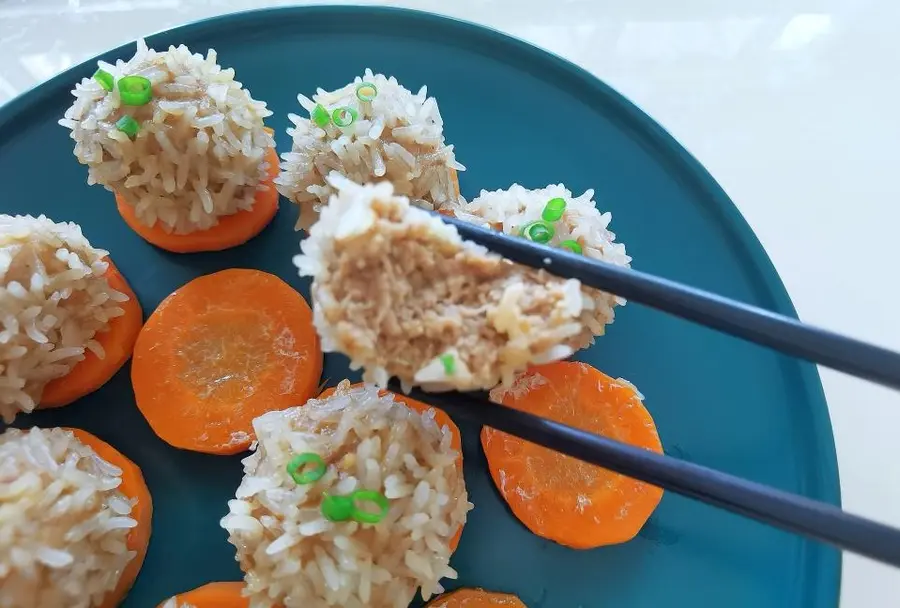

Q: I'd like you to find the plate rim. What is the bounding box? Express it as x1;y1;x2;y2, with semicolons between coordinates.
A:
0;5;841;604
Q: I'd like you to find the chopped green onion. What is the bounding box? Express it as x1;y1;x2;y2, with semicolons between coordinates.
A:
320;490;391;523
559;239;583;254
311;104;330;128
117;75;152;106
542;197;567;222
286;452;326;485
356;82;378;102
321;493;355;522
115;115;140;139
520;220;554;244
440;353;456;375
350;490;390;524
331;106;358;128
93;69;114;91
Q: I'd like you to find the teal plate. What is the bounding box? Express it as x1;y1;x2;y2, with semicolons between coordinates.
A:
0;6;840;608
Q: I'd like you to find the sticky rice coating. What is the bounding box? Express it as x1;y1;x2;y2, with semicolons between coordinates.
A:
0;214;128;422
220;382;471;608
60;39;275;235
0;427;137;608
453;183;630;338
275;69;464;230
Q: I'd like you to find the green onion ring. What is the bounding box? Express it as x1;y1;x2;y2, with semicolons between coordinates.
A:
331;106;358;128
350;490;390;524
286;452;326;485
311;103;331;128
117;75;153;106
93;69;114;92
320;493;355;522
542;197;567;222
520;220;555;244
559;239;583;254
115;115;140;139
356;82;378;102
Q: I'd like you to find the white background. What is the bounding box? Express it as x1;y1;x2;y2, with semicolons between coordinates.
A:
1;0;897;604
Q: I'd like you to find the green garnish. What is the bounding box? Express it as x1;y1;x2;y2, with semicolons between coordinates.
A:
311;104;331;128
559;239;582;254
321;490;390;524
440;353;456;375
520;220;554;244
115;115;140;139
331;106;358;128
286;452;326;485
93;69;114;91
321;493;355;522
542;197;567;222
350;490;390;524
356;82;378;102
117;75;152;106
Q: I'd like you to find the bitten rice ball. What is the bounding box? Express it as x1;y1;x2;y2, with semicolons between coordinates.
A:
220;382;471;608
294;176;599;391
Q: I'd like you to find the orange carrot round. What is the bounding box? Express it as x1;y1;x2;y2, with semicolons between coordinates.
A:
40;259;143;408
66;428;152;608
132;269;322;454
115;147;280;253
317;382;465;550
481;361;664;548
426;588;526;607
157;582;248;607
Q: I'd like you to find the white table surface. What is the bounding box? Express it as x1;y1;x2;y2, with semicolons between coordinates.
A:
1;0;896;604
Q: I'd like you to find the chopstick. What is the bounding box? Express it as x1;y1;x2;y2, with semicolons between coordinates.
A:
437;214;900;391
409;212;900;565
392;382;900;568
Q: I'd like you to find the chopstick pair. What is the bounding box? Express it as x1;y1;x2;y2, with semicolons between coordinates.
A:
405;213;900;568
438;214;900;391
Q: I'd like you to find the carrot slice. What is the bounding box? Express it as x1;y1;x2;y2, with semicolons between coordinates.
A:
132;269;322;454
157;582;248;608
40;259;143;408
426;588;526;607
115;147;280;253
481;361;664;548
317;382;465;550
65;428;152;608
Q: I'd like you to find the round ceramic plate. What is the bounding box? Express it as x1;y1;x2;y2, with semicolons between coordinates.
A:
0;6;840;607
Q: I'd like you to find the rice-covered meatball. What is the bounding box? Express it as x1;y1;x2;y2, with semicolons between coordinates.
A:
0;215;128;422
60;39;275;235
293;176;598;391
454;183;630;335
275;70;464;230
220;381;471;608
0;428;140;608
